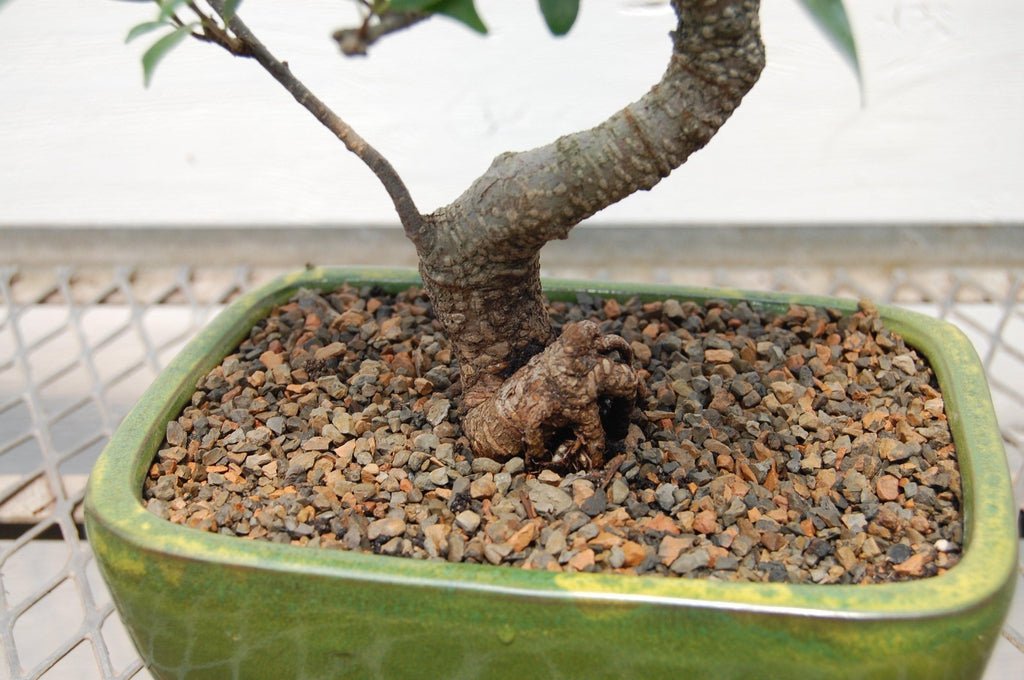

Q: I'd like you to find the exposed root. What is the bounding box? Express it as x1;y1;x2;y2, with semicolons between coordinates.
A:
462;320;646;470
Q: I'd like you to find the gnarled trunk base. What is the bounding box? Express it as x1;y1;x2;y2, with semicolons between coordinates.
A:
461;320;645;469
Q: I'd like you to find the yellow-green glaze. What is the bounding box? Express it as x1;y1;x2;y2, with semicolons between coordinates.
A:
85;268;1017;679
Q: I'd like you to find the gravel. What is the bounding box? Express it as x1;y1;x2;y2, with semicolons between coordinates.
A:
143;285;963;584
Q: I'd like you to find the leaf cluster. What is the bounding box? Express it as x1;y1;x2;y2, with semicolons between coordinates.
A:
121;1;858;90
124;0;242;86
388;0;580;36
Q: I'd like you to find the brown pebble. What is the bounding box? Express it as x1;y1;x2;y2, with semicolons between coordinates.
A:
643;514;681;535
876;475;900;501
693;510;717;535
836;545;858;570
568;549;595;572
314;342;345;360
658;535;693;566
455;510;481;533
508;522;540;552
367;517;406;540
705;349;734;364
893;552;930;576
301;437;331;452
878;439;910;462
537;469;561;484
259;350;284;368
620;540;647;567
630;341;652;365
470;474;497;499
423;522;448;557
603;298;621;319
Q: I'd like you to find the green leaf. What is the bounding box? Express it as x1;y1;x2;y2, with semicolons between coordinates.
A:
389;0;486;34
126;20;172;44
157;0;189;22
433;0;486;34
388;0;443;10
539;0;579;36
798;0;860;77
142;25;192;87
221;0;244;20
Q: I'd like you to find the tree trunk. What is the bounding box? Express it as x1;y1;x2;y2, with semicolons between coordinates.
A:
416;0;765;467
209;0;765;469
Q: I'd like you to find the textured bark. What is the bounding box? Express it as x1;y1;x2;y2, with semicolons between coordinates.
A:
418;1;765;466
417;214;553;411
462;321;645;469
432;0;765;257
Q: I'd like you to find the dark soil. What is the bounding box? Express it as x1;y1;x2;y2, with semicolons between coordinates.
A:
143;285;962;583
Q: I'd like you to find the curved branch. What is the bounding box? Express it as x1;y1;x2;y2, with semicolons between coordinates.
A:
206;0;425;243
432;0;764;256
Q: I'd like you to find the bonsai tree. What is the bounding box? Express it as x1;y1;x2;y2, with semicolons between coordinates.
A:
124;0;856;470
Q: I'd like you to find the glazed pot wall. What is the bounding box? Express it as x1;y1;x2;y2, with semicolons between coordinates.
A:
85;268;1018;680
89;517;1011;679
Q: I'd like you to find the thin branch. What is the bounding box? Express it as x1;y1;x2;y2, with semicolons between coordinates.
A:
332;11;430;57
178;1;248;55
204;0;425;242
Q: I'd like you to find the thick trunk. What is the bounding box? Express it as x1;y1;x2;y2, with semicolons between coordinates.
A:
415;0;765;466
417;208;553;411
431;0;764;268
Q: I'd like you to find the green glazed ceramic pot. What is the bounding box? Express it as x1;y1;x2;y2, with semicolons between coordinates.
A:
85;267;1017;679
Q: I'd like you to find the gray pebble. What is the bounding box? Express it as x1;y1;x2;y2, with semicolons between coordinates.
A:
608;478;630;505
451;476;471;496
426;399;451;426
526;481;574;516
887;542;913;564
655;483;677;512
580;489;608;516
670;548;710;574
429;468;450;487
471;457;503;474
563;510;590;532
166;420;186;446
455;510;481;533
503;457;525;475
414;433;439;451
494;471;512;495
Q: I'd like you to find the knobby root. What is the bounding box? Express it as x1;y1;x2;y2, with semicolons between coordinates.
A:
462;320;646;470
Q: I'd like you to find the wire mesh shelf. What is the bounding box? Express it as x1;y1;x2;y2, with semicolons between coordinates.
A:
1;225;1022;679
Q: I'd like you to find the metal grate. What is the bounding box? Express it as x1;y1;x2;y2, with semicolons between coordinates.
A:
1;226;1022;679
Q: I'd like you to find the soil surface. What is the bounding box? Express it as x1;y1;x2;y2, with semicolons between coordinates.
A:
143;286;962;583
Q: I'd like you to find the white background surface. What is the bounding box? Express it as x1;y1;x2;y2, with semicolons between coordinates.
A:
0;0;1022;226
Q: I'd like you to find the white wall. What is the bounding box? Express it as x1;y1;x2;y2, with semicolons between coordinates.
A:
0;0;1021;226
